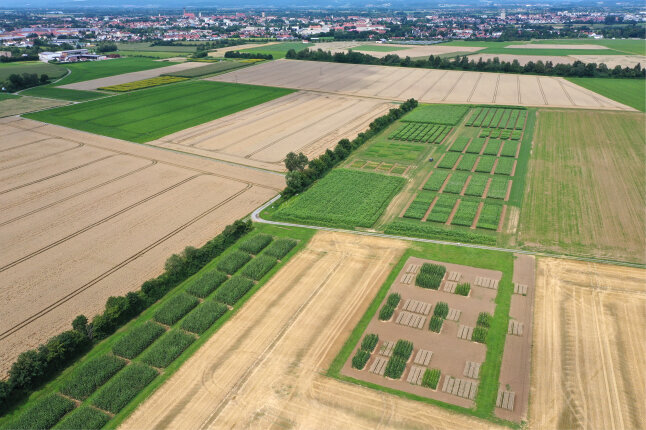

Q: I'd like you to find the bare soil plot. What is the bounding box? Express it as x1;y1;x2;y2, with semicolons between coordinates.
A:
519;110;646;264
59;62;205;90
120;232;499;429
150;91;395;171
208;59;634;110
342;256;502;409
0;118;283;376
0;96;69;117
530;258;646;430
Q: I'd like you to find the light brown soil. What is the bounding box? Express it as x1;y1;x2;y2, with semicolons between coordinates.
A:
471;201;484;229
208;59;634;110
59;62;205;90
150;91;395;171
445;199;460;225
496;254;536;422
0;96;69;117
120;232;498;429
570;55;646;69
341;256;501;409
311;42;484;59
530;258;646;429
0;118;283;376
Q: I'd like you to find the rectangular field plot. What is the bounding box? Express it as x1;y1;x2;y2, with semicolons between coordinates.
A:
477;204;504;230
26;81;294;143
422;170;449;191
426;195;457;223
443;173;469;194
451;200;479;227
389;122;451;143
403;191;435;220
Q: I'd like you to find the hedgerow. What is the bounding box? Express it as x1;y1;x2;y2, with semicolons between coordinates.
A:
55;406;109;430
455;282;471;296
429;315;443;332
140;330;195;368
153;293;199;326
415;263;446;289
422;170;449;191
351;350;371;370
180;301;228;335
386;293;401;307
92;363;158;414
111;321;165;359
60;354;126;400
240;255;277;280
216;250;252;275
213;275;254;306
238;234;273;254
263;238;297;259
434;302;449;319
361;334;379;352
185;270;228;298
8;394;74;430
421;368;441;389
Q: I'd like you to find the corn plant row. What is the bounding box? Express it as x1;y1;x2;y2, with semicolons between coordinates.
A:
443;172;469;194
483;139;502;156
472;312;492;343
351;350;371;370
422;170;449;191
486;177;508;200
515;111;527;129
475;156;496;173
185;269;228;298
428;315;443;333
477;312;493;328
510;130;522;140
56;406;109;430
434;302;449;319
384;340;414;379
451;200;479;227
6;393;75;430
379;292;401;320
449;136;470;152
477;203;503;230
361;333;380;352
421;368;441;389
216;250;252;275
153;293;199;326
469;107;525;129
456;154;477;171
112;321;166;359
464;174;488;197
140;330;196;368
506;109;520;129
500;141;518;157
180;301;228;335
437;152;460;169
240;254;277;280
494;157;515;175
455;283;471;296
464;108;482;126
91;363;158;414
466;137;486;154
415;263;446;289
404;191;435;220
426;194;457;223
389;123;450;143
238;234;273;254
60;354;126;400
264;238;297;259
213;275;254;306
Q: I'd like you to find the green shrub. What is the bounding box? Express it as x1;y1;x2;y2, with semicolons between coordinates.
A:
213;275;254;306
240;255;277;280
429;316;443;332
434;302;449;319
472;327;488;343
238;234;273;254
180;301;228;334
185;270;228;298
477;312;492;328
421;368;441;389
216;250;252;275
112;321;165;359
455;282;471;296
60;354;126;400
153;293;199;326
140;330;195;368
92;363;157;414
351;349;371;370
263;238;297;259
378;304;396;320
361;334;379;352
392;340;413;360
55;406;109;430
9;394;74;430
386;293;401;307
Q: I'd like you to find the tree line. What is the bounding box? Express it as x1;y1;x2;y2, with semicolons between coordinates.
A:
282;98;418;197
286;48;645;79
0;219;251;415
2;73;50;92
224;51;273;60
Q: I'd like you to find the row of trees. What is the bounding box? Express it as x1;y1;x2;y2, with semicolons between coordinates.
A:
282;98;418;197
0;219;252;415
2;73;50;92
286;48;645;79
224;51;273;60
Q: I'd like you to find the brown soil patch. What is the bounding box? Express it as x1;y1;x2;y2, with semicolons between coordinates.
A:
471;201;484;229
445;199;460;225
421;195;439;222
460;175;472;195
530;258;646;429
0;96;69;117
208;59;634;110
482;178;492;199
150;91;394;171
0;118;282;376
497;205;507;233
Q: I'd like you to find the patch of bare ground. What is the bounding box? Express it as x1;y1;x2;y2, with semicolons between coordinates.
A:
0;118;282;376
0;96;69;117
530;258;646;429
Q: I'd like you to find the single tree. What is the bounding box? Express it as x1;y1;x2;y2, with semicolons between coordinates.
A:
284;152;309;172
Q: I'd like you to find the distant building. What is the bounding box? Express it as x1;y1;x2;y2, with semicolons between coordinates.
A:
38;49;106;63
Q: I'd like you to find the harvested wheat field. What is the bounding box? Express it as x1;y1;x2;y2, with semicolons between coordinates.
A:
530;258;646;430
207;42;278;57
0;96;69;117
59;61;205;90
0;117;283;375
151;91;395;170
466;54;575;66
310;41;484;58
120;231;499;430
208;59;634;110
570;54;646;69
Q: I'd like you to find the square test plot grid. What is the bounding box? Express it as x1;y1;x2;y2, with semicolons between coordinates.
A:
341;256;503;409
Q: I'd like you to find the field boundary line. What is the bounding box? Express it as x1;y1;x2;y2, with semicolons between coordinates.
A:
252;195;645;269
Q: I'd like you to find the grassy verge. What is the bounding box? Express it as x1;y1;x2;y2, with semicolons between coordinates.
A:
328;241;516;427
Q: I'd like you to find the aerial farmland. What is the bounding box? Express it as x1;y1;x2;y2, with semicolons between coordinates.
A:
0;29;644;430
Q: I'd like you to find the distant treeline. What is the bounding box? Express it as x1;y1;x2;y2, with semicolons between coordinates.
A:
286;48;645;79
2;73;50;92
224;51;273;60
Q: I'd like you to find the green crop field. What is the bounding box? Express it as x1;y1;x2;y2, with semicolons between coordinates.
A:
110;50;187;59
162;60;248;77
54;58;169;86
240;42;314;59
25;81;293;142
439;39;634;55
566;77;645;112
402;103;470;125
0;61;67;81
20;86;106;101
272;169;405;229
116;42;197;53
354;44;411;52
0;93;20;100
362;140;427;163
